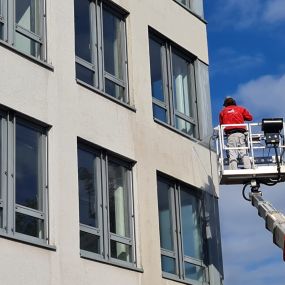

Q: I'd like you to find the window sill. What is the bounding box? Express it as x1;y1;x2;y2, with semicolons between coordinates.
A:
162;273;209;285
0;40;54;71
76;79;136;113
153;118;212;149
173;1;207;24
0;232;56;251
80;251;143;273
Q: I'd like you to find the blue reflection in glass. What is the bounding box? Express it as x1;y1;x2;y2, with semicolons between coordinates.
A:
74;0;91;62
16;123;41;210
158;179;173;251
185;262;204;282
76;63;94;86
161;255;176;275
149;38;164;102
78;148;97;228
153;104;167;123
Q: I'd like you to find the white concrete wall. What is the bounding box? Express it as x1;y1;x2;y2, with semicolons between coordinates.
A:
0;0;222;285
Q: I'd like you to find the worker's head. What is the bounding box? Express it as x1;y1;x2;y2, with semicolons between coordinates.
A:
223;96;236;107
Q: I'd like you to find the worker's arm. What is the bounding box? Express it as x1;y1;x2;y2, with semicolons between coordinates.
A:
243;108;253;121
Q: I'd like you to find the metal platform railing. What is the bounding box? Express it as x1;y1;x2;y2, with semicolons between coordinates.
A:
214;122;285;185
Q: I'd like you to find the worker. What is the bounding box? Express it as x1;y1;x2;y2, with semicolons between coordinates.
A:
219;96;253;170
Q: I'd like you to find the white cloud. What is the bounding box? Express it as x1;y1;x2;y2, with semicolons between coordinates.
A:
264;0;285;23
228;74;285;120
208;0;285;30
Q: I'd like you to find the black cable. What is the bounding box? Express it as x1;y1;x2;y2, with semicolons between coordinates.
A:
242;183;251;201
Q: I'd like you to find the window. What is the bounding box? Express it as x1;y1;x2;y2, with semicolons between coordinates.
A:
157;175;208;284
149;33;198;138
174;0;204;18
74;0;129;103
0;0;46;60
77;142;136;267
0;110;48;245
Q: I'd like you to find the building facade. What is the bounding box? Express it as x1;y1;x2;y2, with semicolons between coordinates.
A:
0;0;223;284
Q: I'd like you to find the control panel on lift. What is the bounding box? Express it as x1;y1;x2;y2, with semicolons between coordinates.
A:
214;118;285;185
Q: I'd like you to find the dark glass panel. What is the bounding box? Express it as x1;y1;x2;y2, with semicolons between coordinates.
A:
161;255;176;275
76;63;94;87
180;187;203;259
103;8;124;80
74;0;92;62
78;148;97;228
80;231;100;254
15;0;41;34
16;213;44;238
105;79;125;101
153;104;167;123
0;23;3;41
149;38;165;102
185;262;205;282
110;240;131;262
157;178;174;251
16;122;42;211
108;161;130;237
0;208;3;228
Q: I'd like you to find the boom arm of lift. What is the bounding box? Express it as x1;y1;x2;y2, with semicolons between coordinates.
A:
250;192;285;261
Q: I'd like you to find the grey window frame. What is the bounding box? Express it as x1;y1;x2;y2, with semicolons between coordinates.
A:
0;109;49;247
75;0;129;104
0;0;47;60
78;142;137;269
149;32;199;139
173;0;204;20
157;175;209;285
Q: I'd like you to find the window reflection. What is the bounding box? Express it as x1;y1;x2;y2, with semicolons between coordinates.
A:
74;0;91;62
108;161;130;237
103;8;123;80
15;0;41;34
78;149;97;228
16;122;42;211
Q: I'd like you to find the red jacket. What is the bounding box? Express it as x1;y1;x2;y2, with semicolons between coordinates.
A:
219;105;253;132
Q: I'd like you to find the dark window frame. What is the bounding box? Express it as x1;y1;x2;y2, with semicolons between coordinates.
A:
77;140;137;269
74;0;129;104
157;174;209;285
0;108;49;247
149;30;199;139
0;0;47;61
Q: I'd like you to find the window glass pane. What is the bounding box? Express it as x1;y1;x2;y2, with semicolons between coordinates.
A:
105;79;125;101
74;0;91;62
0;23;3;41
175;116;194;136
0;208;3;228
110;240;132;262
172;52;193;118
16;212;44;238
103;8;124;80
185;262;205;282
191;0;204;17
157;179;174;251
161;255;176;275
80;231;100;254
76;63;95;87
108;161;130;238
14;32;41;58
15;0;41;35
153;104;167;123
149;38;165;102
177;0;188;6
16;122;42;211
78;148;98;228
180;187;203;259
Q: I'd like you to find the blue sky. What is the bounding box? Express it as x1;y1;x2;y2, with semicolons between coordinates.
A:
204;1;285;284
